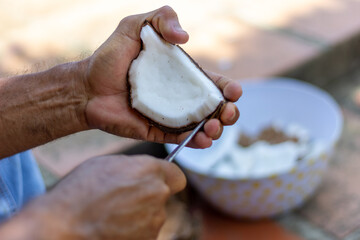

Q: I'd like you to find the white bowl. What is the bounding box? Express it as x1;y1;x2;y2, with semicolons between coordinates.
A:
166;78;343;218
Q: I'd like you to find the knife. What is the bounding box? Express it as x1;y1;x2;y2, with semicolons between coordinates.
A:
165;119;207;162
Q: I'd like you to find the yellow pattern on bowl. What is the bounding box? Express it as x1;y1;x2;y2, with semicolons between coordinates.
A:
186;151;330;218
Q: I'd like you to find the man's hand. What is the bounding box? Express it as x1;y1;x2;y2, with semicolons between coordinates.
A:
84;6;242;148
0;6;241;157
0;155;185;240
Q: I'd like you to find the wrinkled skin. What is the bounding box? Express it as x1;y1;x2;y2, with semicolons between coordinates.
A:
84;5;242;149
0;5;242;240
0;155;186;240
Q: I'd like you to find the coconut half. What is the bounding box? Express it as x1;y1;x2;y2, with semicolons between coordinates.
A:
128;22;225;133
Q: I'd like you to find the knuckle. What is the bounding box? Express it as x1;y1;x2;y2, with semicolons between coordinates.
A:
137;166;161;180
84;155;112;169
158;183;171;199
214;126;223;140
132;155;159;167
148;180;170;203
120;15;136;25
210;73;230;90
217;76;227;88
158;5;178;19
136;164;165;184
160;5;175;14
146;161;163;174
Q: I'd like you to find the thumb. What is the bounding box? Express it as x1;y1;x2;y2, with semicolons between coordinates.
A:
158;160;187;194
117;5;189;44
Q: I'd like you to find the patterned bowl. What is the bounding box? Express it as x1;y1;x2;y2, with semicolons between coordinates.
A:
166;78;343;218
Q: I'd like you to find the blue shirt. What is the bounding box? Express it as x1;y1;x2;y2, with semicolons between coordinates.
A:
0;151;45;222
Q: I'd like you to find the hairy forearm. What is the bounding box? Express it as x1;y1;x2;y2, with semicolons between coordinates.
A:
0;60;90;158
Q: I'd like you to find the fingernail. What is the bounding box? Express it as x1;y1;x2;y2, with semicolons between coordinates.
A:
216;126;221;136
173;24;187;34
230;109;236;121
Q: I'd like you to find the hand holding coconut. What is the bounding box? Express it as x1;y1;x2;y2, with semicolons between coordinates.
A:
0;6;241;157
85;6;242;148
0;5;242;240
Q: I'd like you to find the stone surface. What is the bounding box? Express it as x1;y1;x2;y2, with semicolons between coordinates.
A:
299;109;360;238
275;0;360;45
277;213;336;240
282;32;360;87
231;0;360;46
296;68;360;238
193;21;319;80
0;0;321;81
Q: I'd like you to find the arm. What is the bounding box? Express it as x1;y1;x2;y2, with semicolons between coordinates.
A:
0;6;242;158
0;62;89;158
0;6;240;239
0;155;186;240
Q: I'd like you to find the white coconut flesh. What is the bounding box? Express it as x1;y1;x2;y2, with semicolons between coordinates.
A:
128;23;225;131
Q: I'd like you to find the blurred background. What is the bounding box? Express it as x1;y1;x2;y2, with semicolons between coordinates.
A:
1;0;360;239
